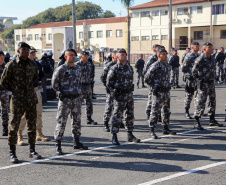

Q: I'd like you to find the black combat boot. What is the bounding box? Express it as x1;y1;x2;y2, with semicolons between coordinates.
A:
29;144;42;159
194;116;204;130
176;84;181;88
112;133;120;145
104;121;110;132
2;125;8;136
150;127;158;139
127;131;140;143
142;84;147;88
56;140;64;155
10;145;19;164
87;116;98;125
120;122;125;128
185;108;192;119
73;138;88;150
163;125;176;135
209;114;223;127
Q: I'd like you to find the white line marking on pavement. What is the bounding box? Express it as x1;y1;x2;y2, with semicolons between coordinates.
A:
0;127;221;171
138;161;226;185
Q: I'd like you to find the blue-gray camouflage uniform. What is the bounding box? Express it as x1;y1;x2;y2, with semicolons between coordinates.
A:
215;52;226;82
0;63;9;131
168;55;180;86
52;63;82;141
143;54;158;116
76;60;93;118
182;52;199;110
135;59;145;87
192;53;216;117
144;60;171;128
107;62;134;133
100;61;116;124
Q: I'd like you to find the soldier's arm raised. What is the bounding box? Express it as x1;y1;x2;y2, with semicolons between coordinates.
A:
0;63;13;91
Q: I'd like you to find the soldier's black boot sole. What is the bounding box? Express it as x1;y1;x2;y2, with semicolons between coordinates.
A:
112;133;120;145
10;155;19;164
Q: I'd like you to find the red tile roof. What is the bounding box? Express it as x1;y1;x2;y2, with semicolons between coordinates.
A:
130;0;218;10
26;17;127;29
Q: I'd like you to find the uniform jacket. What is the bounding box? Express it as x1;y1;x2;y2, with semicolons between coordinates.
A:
168;55;180;68
143;54;158;75
135;59;145;71
100;61;116;86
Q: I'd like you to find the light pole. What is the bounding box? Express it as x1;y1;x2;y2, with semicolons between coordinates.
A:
72;0;77;51
169;0;172;50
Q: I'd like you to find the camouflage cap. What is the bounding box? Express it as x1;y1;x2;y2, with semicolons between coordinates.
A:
29;46;37;53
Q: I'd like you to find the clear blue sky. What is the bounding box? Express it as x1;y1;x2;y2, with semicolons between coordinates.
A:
0;0;151;24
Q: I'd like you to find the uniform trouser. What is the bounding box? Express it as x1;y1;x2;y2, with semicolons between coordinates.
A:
170;67;179;85
194;82;216;117
80;86;93;117
103;92;114;123
217;64;224;81
184;80;196;110
149;91;170;128
0;90;9;127
8;98;37;145
146;87;152;115
54;97;81;141
19;89;42;131
111;93;134;134
137;70;144;86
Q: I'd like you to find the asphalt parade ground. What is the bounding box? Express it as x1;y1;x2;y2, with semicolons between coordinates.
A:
0;68;226;185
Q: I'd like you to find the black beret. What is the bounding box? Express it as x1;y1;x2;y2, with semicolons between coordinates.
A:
186;47;191;50
191;42;199;46
117;48;127;55
18;42;30;49
153;44;160;49
0;51;4;56
172;48;177;51
203;42;213;46
157;48;168;54
66;49;77;56
80;50;89;55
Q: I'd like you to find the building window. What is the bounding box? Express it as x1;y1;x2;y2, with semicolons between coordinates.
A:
88;31;94;38
16;35;20;41
152;35;159;40
161;9;168;15
79;32;83;39
141;36;150;41
131;12;139;18
177;7;189;15
97;31;103;38
141;11;150;17
161;35;168;40
28;34;33;41
110;48;114;52
220;30;226;39
48;34;52;40
106;30;112;38
35;34;39;41
152;10;159;16
131;36;139;41
116;30;123;37
191;6;203;14
194;31;203;40
212;4;224;15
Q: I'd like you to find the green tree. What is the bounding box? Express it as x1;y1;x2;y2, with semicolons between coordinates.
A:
0;23;5;33
23;17;40;28
113;0;134;61
100;10;116;18
0;24;22;39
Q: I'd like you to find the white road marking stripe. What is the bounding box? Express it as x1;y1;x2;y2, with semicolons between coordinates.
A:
0;127;221;170
138;161;226;185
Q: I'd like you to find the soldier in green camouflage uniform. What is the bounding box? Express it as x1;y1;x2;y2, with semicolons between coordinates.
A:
0;42;42;163
0;51;9;136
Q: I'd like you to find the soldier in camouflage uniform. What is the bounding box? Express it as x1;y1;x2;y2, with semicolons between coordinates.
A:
215;47;226;83
76;51;97;125
88;55;96;99
181;48;191;82
135;54;146;89
52;49;88;155
168;49;181;88
182;42;200;119
143;44;161;120
47;51;55;69
145;48;176;139
0;42;42;163
192;42;223;130
100;51;118;132
40;52;54;78
211;49;218;58
0;51;9;136
107;49;140;145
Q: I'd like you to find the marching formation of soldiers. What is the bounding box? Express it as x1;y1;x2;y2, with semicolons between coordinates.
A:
0;40;226;164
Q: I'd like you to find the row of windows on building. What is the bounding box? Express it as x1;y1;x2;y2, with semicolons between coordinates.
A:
79;29;123;39
131;4;225;18
16;33;52;41
194;30;226;40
